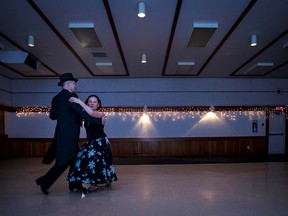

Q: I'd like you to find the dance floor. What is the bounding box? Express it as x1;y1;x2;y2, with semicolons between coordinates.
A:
0;157;288;216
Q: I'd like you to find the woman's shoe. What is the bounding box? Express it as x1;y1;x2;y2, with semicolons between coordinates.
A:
85;185;98;193
105;183;111;188
69;185;86;192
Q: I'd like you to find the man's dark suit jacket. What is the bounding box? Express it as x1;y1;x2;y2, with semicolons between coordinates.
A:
42;89;102;165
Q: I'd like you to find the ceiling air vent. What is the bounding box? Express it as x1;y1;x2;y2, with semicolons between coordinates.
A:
69;23;103;48
92;52;107;58
187;23;218;47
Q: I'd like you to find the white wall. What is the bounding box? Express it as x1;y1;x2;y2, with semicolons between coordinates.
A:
5;111;266;138
7;77;288;107
1;76;288;138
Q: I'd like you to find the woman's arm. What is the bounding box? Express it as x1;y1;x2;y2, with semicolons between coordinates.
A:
69;97;105;118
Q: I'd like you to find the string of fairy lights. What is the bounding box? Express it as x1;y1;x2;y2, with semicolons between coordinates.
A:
14;106;288;120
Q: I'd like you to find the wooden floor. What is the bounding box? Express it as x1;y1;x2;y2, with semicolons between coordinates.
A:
0;157;288;216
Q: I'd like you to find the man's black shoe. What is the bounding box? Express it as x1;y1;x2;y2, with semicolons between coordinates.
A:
40;186;49;195
36;180;49;195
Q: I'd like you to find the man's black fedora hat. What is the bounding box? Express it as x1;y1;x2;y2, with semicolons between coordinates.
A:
58;73;78;86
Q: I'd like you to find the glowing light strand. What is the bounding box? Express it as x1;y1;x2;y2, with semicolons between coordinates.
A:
14;106;288;120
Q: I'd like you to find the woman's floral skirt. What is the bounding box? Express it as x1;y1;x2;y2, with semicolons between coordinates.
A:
67;137;118;184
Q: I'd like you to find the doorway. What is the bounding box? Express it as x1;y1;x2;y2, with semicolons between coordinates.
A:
268;112;286;154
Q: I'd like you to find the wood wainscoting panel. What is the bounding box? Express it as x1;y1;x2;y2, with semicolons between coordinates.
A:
9;138;52;157
0;134;10;159
108;138;140;156
6;137;267;158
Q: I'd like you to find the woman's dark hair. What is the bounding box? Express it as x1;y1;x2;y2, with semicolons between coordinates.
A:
85;94;102;109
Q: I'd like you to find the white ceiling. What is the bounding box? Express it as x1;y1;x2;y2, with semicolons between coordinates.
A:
0;0;288;80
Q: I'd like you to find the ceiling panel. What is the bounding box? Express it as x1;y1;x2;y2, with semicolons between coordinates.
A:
0;0;287;80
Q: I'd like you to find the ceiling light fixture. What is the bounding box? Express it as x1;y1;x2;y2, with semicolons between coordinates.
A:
141;53;147;63
95;62;113;66
95;62;114;74
187;23;218;47
69;23;103;48
176;61;196;74
250;34;257;47
244;62;274;75
177;62;195;66
28;35;35;47
138;2;145;18
0;51;40;70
